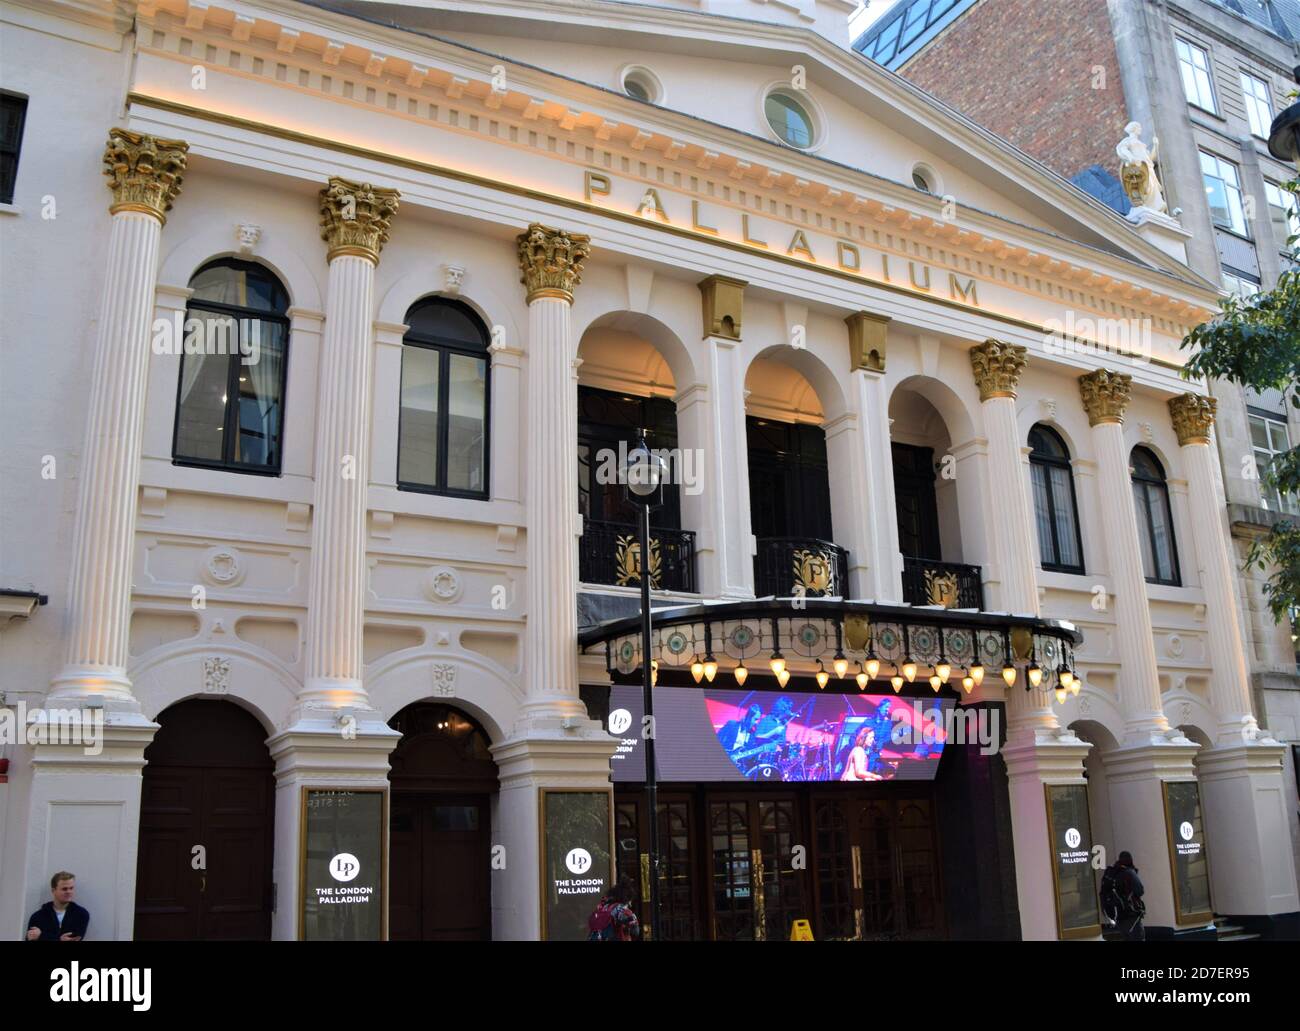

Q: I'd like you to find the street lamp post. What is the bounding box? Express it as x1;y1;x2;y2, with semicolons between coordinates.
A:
625;432;666;941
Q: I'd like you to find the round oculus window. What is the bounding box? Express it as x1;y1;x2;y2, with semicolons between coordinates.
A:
764;91;815;149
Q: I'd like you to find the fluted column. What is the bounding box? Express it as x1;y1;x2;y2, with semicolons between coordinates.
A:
1079;369;1170;737
970;341;1057;733
301;178;399;707
519;223;590;717
49;129;189;707
1169;394;1259;741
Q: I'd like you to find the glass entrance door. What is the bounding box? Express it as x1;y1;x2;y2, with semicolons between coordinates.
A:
813;795;944;940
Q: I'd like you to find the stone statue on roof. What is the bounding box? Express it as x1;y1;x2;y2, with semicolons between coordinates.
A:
1117;121;1168;215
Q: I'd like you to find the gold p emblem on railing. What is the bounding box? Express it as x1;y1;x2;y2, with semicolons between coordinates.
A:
615;534;662;589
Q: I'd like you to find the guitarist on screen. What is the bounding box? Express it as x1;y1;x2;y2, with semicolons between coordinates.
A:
718;704;764;755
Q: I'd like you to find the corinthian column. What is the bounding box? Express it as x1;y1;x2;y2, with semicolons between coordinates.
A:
301;177;399;708
1078;369;1169;737
969;341;1091;941
970;340;1040;615
518;223;590;717
49;129;188;707
1168;395;1259;740
1166;394;1300;919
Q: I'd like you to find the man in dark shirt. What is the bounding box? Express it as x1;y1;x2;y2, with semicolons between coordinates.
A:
26;871;89;941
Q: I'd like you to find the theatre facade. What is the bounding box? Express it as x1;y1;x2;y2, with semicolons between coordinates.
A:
1;0;1297;941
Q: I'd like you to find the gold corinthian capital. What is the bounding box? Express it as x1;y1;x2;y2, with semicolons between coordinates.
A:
1078;368;1133;426
1168;392;1216;445
103;128;189;223
319;176;401;263
517;222;591;303
969;339;1027;400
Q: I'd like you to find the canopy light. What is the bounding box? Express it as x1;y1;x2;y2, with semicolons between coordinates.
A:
734;663;748;687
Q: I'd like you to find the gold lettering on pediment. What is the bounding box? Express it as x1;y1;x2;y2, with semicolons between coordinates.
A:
909;262;931;291
950;274;978;306
742;214;768;248
837;241;860;271
636;187;670;223
692;200;718;235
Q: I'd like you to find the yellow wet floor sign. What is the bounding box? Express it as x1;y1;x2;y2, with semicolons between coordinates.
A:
789;919;814;941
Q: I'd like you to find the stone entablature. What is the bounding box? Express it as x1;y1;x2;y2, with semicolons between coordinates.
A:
130;1;1214;351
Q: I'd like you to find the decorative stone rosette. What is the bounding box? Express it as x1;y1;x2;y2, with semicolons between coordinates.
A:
969;339;1027;400
103;128;189;222
1168;393;1216;445
1078;368;1132;426
319;176;401;263
517;222;591;303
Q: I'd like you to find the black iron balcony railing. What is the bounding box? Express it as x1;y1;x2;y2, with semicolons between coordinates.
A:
579;519;697;593
754;537;849;598
902;556;985;610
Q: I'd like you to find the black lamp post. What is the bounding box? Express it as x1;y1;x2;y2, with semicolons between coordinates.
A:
1267;66;1300;171
624;431;666;940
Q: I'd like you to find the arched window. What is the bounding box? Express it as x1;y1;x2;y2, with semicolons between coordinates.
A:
1131;446;1180;586
398;297;490;497
1028;425;1084;573
173;258;290;474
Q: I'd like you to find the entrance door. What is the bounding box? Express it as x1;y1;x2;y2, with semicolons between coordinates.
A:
387;703;499;941
707;795;807;941
614;794;698;940
389;794;490;940
812;795;944;940
135;700;275;940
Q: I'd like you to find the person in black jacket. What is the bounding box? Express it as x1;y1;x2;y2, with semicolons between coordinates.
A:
25;871;89;941
1114;851;1146;941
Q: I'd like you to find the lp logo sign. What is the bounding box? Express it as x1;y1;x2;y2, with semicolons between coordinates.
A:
1065;828;1081;849
1180;822;1194;842
608;709;632;735
565;848;592;875
329;852;361;882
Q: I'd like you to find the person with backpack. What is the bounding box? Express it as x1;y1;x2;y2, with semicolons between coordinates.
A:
1099;851;1146;941
587;875;641;941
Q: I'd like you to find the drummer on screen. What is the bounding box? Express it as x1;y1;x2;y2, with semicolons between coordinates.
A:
840;726;884;781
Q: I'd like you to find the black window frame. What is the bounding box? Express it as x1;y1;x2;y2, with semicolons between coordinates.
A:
1028;424;1086;575
1130;446;1181;587
171;257;291;477
577;385;681;530
397;296;492;500
0;91;29;205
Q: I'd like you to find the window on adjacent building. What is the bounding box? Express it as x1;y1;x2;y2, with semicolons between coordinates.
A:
398;297;490;498
173;259;290;474
1176;38;1218;113
0;92;28;205
1131;446;1180;586
1240;72;1274;139
1222;267;1261;300
1200;151;1248;235
1028;425;1085;574
1250;413;1299;516
1265;181;1300;247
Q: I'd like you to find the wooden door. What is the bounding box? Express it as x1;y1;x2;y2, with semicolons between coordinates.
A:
135;700;274;940
613;794;698;940
811;794;945;941
389;794;491;941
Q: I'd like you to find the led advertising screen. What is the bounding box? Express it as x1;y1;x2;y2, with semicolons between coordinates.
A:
608;685;951;783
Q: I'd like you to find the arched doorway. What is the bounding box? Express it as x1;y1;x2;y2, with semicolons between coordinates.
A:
135;699;275;940
387;703;499;940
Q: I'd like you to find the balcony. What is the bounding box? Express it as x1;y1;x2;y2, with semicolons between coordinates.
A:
901;556;984;610
579;519;697;593
754;537;849;598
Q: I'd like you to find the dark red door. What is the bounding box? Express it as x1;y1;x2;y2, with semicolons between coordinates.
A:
389;794;491;940
135;700;274;940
